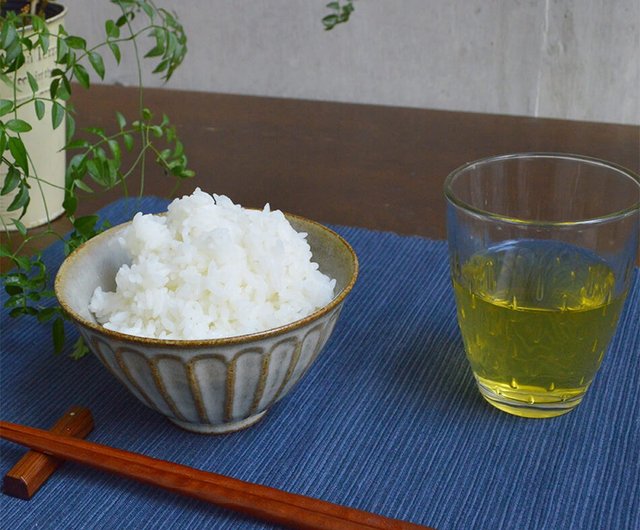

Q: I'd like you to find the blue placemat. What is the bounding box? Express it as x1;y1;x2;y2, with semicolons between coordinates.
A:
1;197;639;530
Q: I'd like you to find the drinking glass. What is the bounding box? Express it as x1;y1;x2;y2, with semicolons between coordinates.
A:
445;153;639;418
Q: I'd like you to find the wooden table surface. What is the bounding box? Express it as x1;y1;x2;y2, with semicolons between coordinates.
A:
13;84;640;246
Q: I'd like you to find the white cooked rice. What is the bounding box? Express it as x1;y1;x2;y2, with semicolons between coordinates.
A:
88;188;336;340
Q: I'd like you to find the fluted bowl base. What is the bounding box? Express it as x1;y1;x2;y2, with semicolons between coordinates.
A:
168;410;268;434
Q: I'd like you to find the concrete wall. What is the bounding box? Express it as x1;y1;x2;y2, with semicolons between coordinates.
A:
64;0;639;125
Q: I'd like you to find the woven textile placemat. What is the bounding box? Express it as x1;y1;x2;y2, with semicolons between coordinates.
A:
1;197;638;529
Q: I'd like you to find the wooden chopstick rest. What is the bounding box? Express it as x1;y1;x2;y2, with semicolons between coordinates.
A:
2;406;94;499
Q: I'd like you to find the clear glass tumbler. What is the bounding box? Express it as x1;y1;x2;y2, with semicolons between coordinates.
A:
445;153;639;418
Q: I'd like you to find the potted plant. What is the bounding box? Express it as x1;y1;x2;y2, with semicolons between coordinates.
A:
1;0;67;230
1;0;192;357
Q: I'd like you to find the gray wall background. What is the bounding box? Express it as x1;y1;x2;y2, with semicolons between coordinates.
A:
65;0;639;125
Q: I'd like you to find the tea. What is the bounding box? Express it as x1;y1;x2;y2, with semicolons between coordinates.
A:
453;240;626;418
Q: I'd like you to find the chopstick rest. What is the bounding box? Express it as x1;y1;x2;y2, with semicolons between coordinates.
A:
2;406;94;499
0;420;432;530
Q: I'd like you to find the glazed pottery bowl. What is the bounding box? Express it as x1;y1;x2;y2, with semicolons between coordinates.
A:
55;213;358;434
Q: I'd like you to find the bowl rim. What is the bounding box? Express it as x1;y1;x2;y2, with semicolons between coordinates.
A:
54;211;359;347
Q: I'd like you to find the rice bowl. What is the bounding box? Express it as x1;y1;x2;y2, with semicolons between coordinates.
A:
55;197;358;433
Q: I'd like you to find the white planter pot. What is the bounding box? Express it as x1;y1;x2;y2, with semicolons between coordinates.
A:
0;3;66;230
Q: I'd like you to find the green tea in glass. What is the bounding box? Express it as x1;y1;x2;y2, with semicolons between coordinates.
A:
445;153;639;418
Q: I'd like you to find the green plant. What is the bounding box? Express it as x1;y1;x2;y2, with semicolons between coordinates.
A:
322;1;355;30
0;0;191;357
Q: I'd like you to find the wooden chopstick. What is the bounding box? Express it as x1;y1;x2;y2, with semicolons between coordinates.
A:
0;421;432;530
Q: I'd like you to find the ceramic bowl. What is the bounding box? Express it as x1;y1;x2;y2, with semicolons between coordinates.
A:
55;213;358;434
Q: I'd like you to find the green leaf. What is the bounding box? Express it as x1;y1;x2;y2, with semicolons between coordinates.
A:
67;153;87;172
50;78;60;100
73;64;90;89
108;139;121;162
37;307;58;323
56;38;69;62
21;38;35;53
3;292;23;307
108;42;121;63
53;317;65;354
58;77;72;100
0;99;14;116
10;307;38;318
152;58;170;75
4;269;26;284
115;11;135;27
73;179;93;193
5;119;32;133
3;272;25;291
34;99;45;120
123;133;134;151
52;102;65;130
105;159;119;186
65;36;87;50
0;243;12;258
322;1;354;30
11;218;27;236
4;22;19;51
88;51;105;79
105;20;120;39
0;17;13;48
115;14;128;27
66;112;76;142
87;127;106;138
8;137;28;173
7;183;30;212
31;15;45;32
73;215;98;236
38;32;50;54
115;111;126;130
5;39;24;66
1;166;21;195
12;254;31;271
173;140;184;157
145;28;166;58
86;159;106;185
27;72;39;93
65;139;90;149
62;194;78;216
141;2;155;19
322;14;339;28
0;73;12;90
71;336;89;360
166;31;178;58
145;44;164;59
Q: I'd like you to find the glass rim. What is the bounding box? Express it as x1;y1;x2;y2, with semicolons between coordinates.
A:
444;152;640;228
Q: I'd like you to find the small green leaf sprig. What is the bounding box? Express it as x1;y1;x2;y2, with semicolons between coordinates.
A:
0;0;191;357
322;1;355;31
